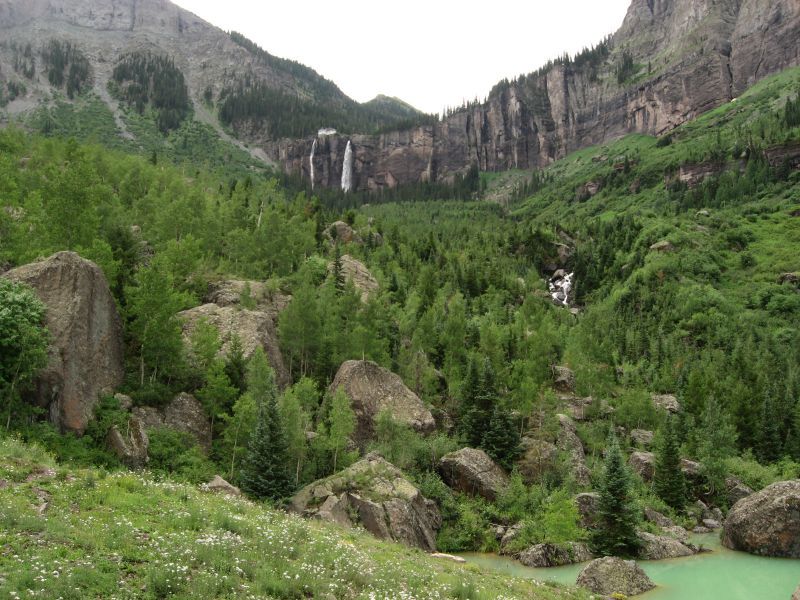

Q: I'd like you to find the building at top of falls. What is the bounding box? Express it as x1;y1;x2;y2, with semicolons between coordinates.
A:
318;128;337;136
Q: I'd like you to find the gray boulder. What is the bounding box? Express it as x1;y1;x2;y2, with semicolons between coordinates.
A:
329;360;435;444
552;366;576;393
556;414;591;486
290;453;440;551
517;438;558;484
327;255;379;302
637;531;698;560
726;476;754;505
439;447;509;501
575;492;600;528
518;542;593;567
205;475;241;496
576;556;655;596
792;583;800;600
179;303;289;388
630;429;654;448
4;252;124;433
629;451;655;482
651;393;681;413
106;417;149;469
133;393;212;453
644;507;674;528
722;480;800;557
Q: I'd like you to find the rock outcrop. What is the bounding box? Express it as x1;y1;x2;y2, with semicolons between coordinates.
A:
518;542;593;567
290;453;441;551
204;280;291;316
438;447;509;501
722;480;800;558
576;557;655;597
204;475;241;497
4;252;124;433
326;221;361;245
629;451;656;482
725;476;754;505
575;492;600;528
517;438;558;484
792;583;800;600
327;255;379;302
630;429;654;448
652;393;681;413
552;366;576;393
106;417;149;469
133;393;212;453
637;531;697;560
556;414;591;486
179;303;289;388
328;360;435;443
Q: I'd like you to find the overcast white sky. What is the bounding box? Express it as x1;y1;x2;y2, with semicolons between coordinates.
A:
174;0;632;114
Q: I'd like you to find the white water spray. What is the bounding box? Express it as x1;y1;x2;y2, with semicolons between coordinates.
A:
341;140;353;193
309;138;317;191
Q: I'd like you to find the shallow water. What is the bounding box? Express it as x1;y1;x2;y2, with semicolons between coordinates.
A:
460;534;800;599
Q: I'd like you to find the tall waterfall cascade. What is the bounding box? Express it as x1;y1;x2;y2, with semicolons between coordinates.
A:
309;138;317;191
341;140;354;193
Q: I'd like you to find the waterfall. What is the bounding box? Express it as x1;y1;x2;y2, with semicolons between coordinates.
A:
309;138;317;191
341;140;353;193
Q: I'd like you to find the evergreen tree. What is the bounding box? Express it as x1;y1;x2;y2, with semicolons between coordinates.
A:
697;397;738;503
332;244;346;294
279;388;309;485
458;356;483;447
757;394;782;463
787;400;800;461
591;436;641;557
327;387;356;473
653;416;686;510
197;359;238;431
239;349;293;501
224;334;247;395
481;404;521;470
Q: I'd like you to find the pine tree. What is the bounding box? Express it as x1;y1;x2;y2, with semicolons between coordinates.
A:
788;401;800;461
757;394;782;463
332;244;346;294
481;404;521;470
591;436;641;557
653;416;686;510
327;387;356;473
239;349;293;501
458;356;483;447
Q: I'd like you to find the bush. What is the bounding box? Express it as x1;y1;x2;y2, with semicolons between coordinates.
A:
147;427;216;484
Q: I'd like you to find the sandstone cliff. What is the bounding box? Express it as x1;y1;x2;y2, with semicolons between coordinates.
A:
267;0;800;191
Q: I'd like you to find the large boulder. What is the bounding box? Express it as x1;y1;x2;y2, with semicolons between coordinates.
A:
517;438;558;484
327;255;379;302
106;417;149;469
556;414;591;486
576;556;656;596
326;221;361;245
328;360;434;443
629;451;655;482
652;393;681;413
552;366;576;393
726;476;754;506
204;475;241;497
518;542;593;567
438;447;509;501
290;453;440;551
722;480;800;558
637;531;697;560
179;303;289;388
792;583;800;600
133;393;212;453
4;252;124;433
204;280;291;317
630;429;654;448
575;492;600;528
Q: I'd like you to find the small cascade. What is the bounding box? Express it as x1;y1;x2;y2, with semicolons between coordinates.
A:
341;140;353;193
549;270;575;307
309;138;317;191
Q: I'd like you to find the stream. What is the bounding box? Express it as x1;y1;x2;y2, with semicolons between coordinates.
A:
460;534;800;599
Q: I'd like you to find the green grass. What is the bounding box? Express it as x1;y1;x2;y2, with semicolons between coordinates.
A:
0;437;589;599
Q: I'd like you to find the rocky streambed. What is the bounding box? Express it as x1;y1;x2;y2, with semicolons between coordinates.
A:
460;534;800;599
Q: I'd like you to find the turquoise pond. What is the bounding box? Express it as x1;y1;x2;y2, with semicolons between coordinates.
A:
460;534;800;599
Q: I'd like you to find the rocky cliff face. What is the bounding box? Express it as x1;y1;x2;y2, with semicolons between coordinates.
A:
268;0;800;191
